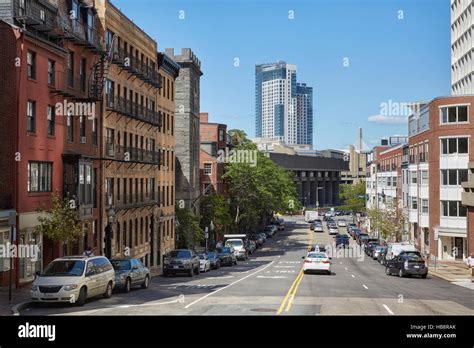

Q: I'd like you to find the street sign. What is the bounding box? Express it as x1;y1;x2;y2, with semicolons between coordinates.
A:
205;227;209;239
434;227;439;241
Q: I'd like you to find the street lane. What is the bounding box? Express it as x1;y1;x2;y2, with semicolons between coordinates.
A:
22;214;474;316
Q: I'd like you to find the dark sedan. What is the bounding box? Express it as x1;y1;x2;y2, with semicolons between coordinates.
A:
385;253;428;278
207;251;221;270
216;247;237;266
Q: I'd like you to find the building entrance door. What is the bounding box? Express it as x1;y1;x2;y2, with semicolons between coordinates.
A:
454;237;463;260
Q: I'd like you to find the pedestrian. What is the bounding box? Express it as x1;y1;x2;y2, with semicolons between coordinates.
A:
83;247;93;257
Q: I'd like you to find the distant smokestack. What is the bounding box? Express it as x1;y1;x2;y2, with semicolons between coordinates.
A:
358;127;363;151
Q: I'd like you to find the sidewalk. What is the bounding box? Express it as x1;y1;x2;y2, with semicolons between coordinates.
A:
0;288;31;316
428;261;474;290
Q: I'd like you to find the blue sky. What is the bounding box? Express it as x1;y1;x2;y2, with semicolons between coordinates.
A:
112;0;450;150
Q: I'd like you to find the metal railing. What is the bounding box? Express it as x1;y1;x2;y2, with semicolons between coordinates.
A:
105;95;162;127
111;47;161;87
106;194;159;210
105;141;160;165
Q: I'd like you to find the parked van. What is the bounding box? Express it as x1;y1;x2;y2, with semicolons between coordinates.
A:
224;234;248;260
31;255;115;306
386;243;417;261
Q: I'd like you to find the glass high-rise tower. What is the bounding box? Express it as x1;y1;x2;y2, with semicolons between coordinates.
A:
255;61;313;146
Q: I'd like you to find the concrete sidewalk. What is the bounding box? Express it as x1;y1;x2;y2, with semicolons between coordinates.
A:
0;288;31;316
428;261;473;290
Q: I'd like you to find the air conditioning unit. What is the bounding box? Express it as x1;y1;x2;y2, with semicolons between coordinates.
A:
40;10;45;22
107;148;114;157
80;136;86;144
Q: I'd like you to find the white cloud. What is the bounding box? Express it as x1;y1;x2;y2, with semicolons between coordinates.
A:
367;114;408;125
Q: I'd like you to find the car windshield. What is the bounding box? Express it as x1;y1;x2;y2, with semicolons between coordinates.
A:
198;254;206;260
308;252;327;259
111;260;131;271
217;247;231;254
402;254;424;261
43;260;85;277
207;252;216;259
225;240;243;248
168;250;192;259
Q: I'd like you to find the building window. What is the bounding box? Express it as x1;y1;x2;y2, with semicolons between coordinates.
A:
204;163;212;175
92;118;98;146
411;197;417;210
28;162;52;192
92;220;98;248
440;105;468;124
441;200;467;217
79;163;93;205
105;178;114;206
440;137;469;155
80;58;87;92
47;105;55;136
441;169;469;186
421;199;429;214
26;100;36;133
219;129;224;142
410;171;417;184
420;170;428;185
203;183;212;196
48;60;55;86
27;51;36;79
67;113;74;142
80;116;86;142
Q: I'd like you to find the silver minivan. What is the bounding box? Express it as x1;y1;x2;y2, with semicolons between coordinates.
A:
31;255;115;306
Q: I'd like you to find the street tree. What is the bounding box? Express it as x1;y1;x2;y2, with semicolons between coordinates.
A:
339;180;366;222
176;207;204;249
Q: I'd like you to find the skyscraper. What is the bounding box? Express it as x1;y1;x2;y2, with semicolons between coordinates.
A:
255;61;313;146
451;0;474;95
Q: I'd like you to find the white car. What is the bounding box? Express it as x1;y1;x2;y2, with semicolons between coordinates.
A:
313;224;324;233
328;226;339;235
302;252;332;275
198;253;211;272
386;243;417;261
337;220;347;227
31;256;115;306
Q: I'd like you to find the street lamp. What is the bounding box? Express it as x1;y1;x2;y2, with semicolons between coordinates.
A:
105;207;115;259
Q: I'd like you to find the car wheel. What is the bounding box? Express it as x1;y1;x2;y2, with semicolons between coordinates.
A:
385;267;391;276
141;275;149;289
421;274;427;279
124;278;131;293
326;270;331;275
398;268;405;278
103;281;113;298
233;260;237;265
76;287;87;307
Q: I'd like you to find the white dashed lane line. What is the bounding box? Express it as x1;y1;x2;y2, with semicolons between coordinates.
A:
383;304;394;315
362;284;368;290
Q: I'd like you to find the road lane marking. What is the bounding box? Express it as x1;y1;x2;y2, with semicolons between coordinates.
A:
351;274;355;278
276;269;304;315
257;276;287;279
285;268;305;313
183;261;275;309
345;267;348;271
275;266;296;268
362;284;368;289
205;276;234;280
383;304;394;315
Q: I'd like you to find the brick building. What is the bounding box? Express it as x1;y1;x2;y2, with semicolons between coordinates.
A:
199;112;230;197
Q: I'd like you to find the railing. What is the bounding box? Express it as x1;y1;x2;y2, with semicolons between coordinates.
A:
105;142;160;165
105;95;162;127
50;70;99;101
106;194;159;210
57;15;104;51
111;47;161;87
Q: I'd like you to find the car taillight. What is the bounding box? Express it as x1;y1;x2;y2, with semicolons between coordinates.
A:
304;260;312;263
322;260;331;264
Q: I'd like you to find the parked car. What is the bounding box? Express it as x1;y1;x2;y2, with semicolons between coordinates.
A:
264;225;276;238
163;249;200;277
378;246;388;265
385;253;428;278
246;240;257;254
258;232;267;243
337;220;347;227
275;218;285;230
309;223;315;231
372;245;386;260
207;251;221;269
225;237;248;260
335;234;349;248
31;256;115;306
111;258;150;293
385;243;418;262
216;247;237;266
250;234;264;248
347;224;357;236
302;251;332;275
198;253;211;272
356;233;369;245
365;242;380;257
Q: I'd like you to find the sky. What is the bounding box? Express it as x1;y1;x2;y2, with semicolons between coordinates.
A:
112;0;451;150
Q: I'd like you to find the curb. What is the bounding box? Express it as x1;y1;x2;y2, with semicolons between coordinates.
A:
428;270;470;283
10;301;33;316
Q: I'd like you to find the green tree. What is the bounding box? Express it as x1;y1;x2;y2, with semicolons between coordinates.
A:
339;181;366;222
200;194;232;237
176;207;204;249
35;192;84;254
379;198;406;242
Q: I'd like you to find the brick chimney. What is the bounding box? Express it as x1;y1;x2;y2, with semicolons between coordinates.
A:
200;112;209;123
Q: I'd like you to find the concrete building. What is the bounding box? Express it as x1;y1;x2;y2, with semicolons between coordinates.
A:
268;153;348;208
451;0;474;95
165;48;202;214
255;61;313;147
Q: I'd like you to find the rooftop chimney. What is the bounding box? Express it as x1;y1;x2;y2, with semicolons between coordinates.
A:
358;127;363;151
200;112;209;123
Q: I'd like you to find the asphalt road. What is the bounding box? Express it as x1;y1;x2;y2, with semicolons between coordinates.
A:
23;215;474;316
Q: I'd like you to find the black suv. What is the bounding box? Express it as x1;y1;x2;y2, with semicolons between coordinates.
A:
163;249;200;277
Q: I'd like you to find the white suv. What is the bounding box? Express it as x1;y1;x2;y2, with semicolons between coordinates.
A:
31;255;115;306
